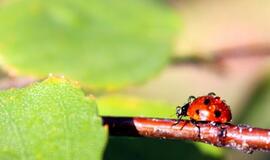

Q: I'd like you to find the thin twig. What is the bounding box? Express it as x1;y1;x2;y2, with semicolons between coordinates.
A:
171;44;270;66
102;116;270;154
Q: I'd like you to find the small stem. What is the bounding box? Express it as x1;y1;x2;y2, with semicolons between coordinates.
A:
171;44;270;65
102;116;270;154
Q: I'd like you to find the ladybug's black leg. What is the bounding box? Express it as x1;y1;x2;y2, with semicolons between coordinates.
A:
210;122;225;137
209;122;226;138
172;116;182;126
210;122;229;147
173;106;183;126
190;119;201;139
173;115;188;130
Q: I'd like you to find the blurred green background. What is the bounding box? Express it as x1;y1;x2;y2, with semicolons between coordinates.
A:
0;0;270;159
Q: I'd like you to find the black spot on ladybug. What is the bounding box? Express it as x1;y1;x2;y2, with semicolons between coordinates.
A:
214;110;221;118
196;109;200;115
204;98;210;105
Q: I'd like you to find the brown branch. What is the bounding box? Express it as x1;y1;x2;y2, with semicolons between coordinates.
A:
102;116;270;154
171;44;270;66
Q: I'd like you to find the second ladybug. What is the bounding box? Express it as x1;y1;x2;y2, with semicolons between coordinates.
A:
176;92;232;124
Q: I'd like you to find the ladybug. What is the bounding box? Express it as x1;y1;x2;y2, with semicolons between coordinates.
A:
176;92;232;124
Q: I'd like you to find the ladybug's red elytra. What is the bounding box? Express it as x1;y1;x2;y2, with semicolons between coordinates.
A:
176;92;232;123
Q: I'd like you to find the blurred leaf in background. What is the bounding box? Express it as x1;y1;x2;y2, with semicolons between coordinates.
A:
0;77;107;159
237;74;270;128
227;74;270;160
0;0;179;90
97;95;175;118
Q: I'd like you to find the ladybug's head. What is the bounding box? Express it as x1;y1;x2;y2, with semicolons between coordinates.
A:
176;95;195;118
176;102;189;118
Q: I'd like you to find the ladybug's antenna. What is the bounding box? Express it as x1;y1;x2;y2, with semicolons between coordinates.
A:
208;92;216;96
188;96;196;103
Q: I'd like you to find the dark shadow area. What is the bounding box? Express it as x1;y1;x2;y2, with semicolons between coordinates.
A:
102;117;140;137
103;137;221;160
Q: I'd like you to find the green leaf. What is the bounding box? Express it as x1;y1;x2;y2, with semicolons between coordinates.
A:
237;74;270;128
97;95;175;118
0;77;107;159
0;0;179;90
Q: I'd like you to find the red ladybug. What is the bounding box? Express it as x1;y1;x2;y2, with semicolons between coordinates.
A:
176;92;232;123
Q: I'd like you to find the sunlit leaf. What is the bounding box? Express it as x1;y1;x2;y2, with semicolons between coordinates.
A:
0;77;107;159
0;0;179;90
